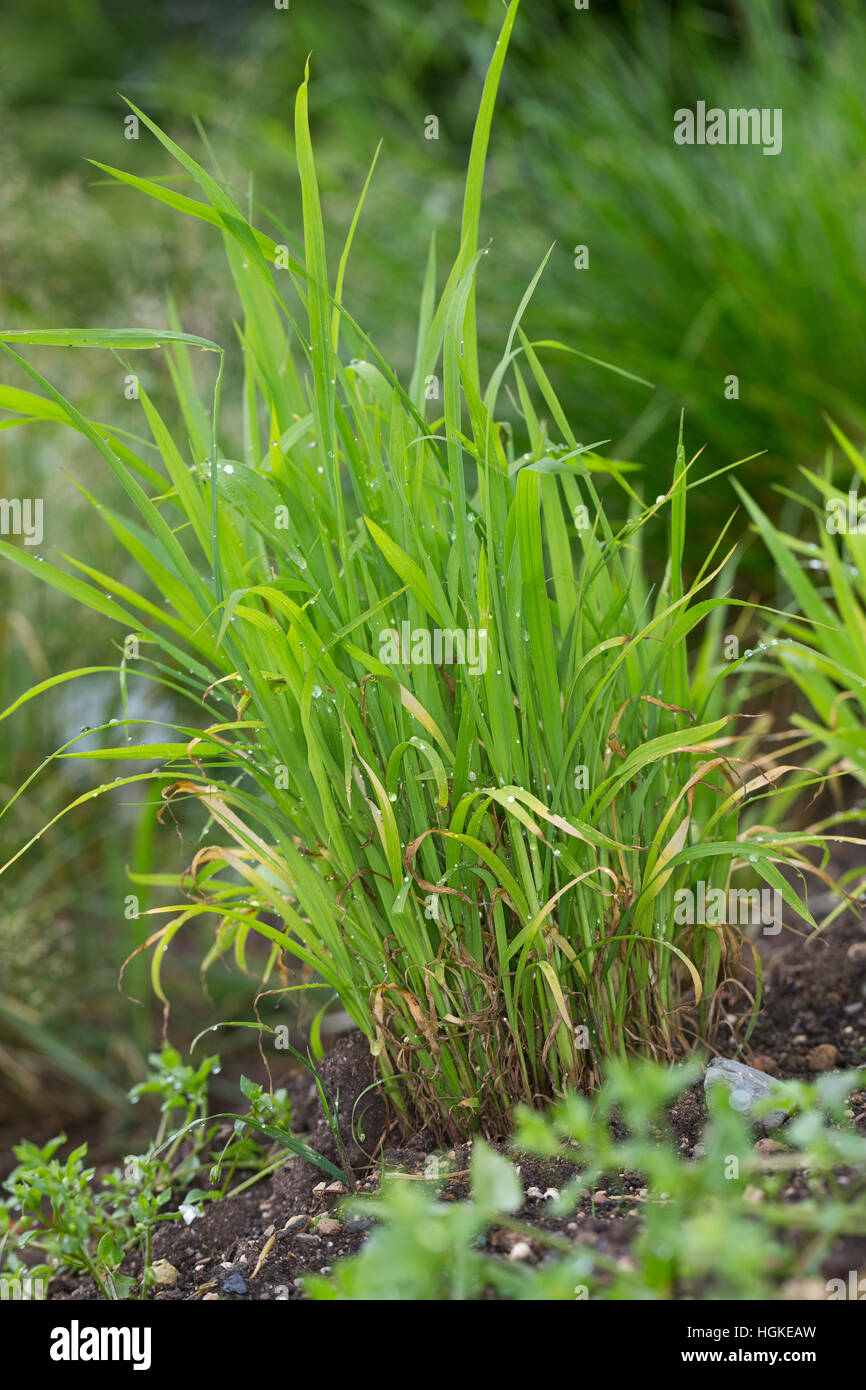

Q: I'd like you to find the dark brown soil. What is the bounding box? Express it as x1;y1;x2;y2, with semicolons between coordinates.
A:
41;894;866;1300
746;904;866;1076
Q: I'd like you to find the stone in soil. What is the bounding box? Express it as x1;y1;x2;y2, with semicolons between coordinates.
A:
704;1057;788;1129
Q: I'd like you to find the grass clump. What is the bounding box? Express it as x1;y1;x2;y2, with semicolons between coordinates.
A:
0;1;824;1140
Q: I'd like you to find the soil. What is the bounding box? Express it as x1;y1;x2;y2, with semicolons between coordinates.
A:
38;891;866;1300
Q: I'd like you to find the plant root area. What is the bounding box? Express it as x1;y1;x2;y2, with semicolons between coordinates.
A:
45;901;866;1301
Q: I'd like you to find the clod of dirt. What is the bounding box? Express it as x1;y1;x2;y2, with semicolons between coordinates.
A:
273;1030;388;1209
668;1081;706;1152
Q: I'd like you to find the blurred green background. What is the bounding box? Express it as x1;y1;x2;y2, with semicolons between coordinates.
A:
2;0;864;1141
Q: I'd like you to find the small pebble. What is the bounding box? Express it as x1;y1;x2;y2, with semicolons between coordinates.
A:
751;1054;779;1076
149;1260;178;1288
755;1137;782;1156
344;1212;374;1233
780;1278;827;1301
807;1043;838;1072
